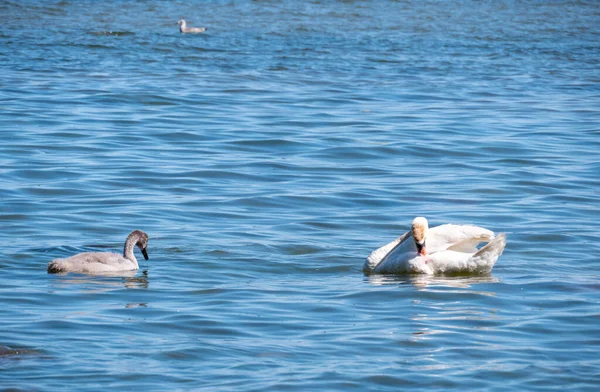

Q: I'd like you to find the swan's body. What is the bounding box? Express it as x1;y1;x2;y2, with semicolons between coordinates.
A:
364;218;506;275
178;19;207;34
47;230;149;274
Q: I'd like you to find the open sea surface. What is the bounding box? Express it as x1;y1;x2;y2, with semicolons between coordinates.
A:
1;0;600;390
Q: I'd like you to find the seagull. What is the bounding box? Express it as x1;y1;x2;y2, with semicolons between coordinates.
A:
178;19;207;34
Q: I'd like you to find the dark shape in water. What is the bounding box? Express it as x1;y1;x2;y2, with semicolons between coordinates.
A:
90;31;135;37
0;345;40;357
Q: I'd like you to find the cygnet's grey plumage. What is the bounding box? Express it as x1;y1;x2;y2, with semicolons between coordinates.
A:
178;19;207;34
47;230;149;274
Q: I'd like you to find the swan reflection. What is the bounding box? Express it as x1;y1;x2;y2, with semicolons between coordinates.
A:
366;273;499;292
50;269;149;292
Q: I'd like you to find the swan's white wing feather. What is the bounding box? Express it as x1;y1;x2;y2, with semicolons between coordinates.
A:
467;233;506;274
427;224;495;253
428;233;506;274
363;231;411;273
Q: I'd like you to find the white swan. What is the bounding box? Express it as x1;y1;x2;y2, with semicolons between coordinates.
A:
364;217;506;275
47;230;149;274
178;19;207;34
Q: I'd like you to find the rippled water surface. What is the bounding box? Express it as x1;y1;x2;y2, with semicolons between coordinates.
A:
1;0;600;390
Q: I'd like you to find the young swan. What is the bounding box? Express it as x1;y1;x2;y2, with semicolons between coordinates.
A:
47;230;149;274
178;19;207;34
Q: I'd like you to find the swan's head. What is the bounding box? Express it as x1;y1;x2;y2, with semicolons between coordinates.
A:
177;19;186;27
131;230;149;260
411;217;428;256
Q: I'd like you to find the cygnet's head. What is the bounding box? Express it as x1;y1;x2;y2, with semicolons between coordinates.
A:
131;229;149;260
177;19;186;27
411;217;428;256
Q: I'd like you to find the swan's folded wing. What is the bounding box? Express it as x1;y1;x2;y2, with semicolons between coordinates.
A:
364;231;411;273
426;233;506;275
428;224;495;253
48;252;132;274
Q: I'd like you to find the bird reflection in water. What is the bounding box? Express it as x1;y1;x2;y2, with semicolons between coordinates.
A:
365;274;499;292
50;269;150;292
124;269;149;289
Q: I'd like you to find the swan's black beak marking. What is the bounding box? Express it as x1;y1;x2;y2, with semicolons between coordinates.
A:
142;248;149;260
416;241;427;256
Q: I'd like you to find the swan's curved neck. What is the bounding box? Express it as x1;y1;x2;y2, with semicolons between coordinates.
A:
123;234;139;267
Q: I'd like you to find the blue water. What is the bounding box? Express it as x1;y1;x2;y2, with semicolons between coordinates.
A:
1;0;600;390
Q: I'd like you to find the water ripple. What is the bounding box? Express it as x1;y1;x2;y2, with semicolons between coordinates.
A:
1;0;600;390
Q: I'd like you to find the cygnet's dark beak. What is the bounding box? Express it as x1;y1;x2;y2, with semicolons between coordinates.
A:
141;248;149;260
416;241;427;256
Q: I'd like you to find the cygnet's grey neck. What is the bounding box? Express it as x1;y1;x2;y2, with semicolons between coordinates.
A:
123;230;147;266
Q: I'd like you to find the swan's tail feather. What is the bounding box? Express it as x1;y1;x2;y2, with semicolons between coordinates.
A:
469;233;506;274
47;260;67;274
